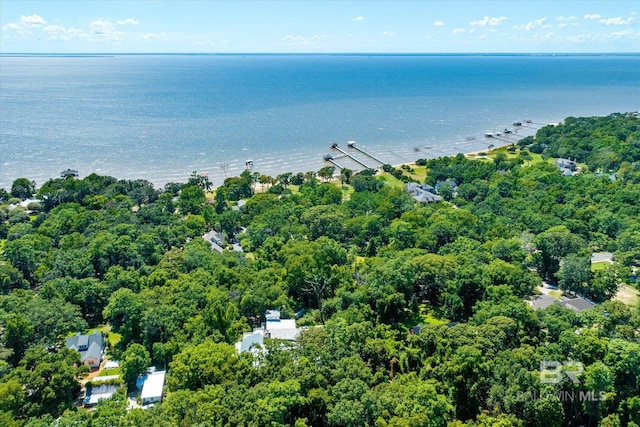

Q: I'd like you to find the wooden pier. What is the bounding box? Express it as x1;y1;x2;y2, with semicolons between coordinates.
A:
323;154;345;170
346;141;386;165
329;144;371;169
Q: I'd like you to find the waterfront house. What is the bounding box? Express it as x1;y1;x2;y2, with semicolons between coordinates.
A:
60;169;79;178
405;183;442;204
435;180;458;193
555;158;578;176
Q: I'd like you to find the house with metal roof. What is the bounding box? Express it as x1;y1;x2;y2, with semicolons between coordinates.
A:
141;369;166;406
83;383;119;407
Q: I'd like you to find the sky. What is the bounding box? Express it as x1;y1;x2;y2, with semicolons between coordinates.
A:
0;1;638;53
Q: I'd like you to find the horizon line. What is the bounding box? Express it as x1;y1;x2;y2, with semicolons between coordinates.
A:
1;51;639;56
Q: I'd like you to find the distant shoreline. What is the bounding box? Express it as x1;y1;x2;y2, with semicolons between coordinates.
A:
2;52;640;57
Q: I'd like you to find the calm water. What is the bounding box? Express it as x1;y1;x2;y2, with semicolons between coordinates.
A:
1;54;639;189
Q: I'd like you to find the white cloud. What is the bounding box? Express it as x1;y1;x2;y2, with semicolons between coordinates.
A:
2;13;47;37
116;18;139;25
42;25;88;41
514;17;552;31
452;28;465;35
534;32;554;41
90;19;115;34
89;19;124;41
433;21;446;27
555;16;577;22
383;30;395;36
469;29;476;35
19;14;47;26
584;14;602;20
352;16;365;22
42;24;69;40
557;23;577;29
599;16;634;26
470;16;507;27
141;33;164;42
281;34;331;45
608;28;637;38
282;35;305;41
554;28;640;44
2;22;31;35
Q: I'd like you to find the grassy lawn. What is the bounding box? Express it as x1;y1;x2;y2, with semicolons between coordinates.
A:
403;165;428;182
422;312;449;326
591;261;612;271
401;304;449;330
614;285;639;306
548;290;563;300
377;172;407;190
466;144;548;167
98;367;121;377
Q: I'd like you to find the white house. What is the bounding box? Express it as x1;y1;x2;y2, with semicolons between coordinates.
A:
235;310;301;354
141;370;166;406
262;310;300;341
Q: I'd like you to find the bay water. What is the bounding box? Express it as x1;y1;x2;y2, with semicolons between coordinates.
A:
1;54;638;189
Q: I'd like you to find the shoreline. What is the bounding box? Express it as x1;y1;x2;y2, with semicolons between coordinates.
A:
3;125;536;192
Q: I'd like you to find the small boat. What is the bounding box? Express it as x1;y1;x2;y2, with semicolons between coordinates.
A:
513;122;522;126
503;129;512;134
329;143;338;149
323;154;333;161
485;133;494;138
525;119;532;124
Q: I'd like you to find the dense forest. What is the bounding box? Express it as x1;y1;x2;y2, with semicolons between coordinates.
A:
0;112;639;426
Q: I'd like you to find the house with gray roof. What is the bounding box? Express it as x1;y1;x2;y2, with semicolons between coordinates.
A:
555;158;578;176
66;332;105;370
435;180;458;193
561;297;594;312
203;229;226;253
405;183;443;204
529;295;594;313
529;295;558;311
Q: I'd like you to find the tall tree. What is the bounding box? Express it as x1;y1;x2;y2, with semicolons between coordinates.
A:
10;178;36;201
121;343;151;389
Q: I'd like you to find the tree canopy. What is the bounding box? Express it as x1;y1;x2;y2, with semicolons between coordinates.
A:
0;112;639;426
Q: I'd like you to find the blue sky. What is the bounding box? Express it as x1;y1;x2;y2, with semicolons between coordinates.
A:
1;1;638;53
